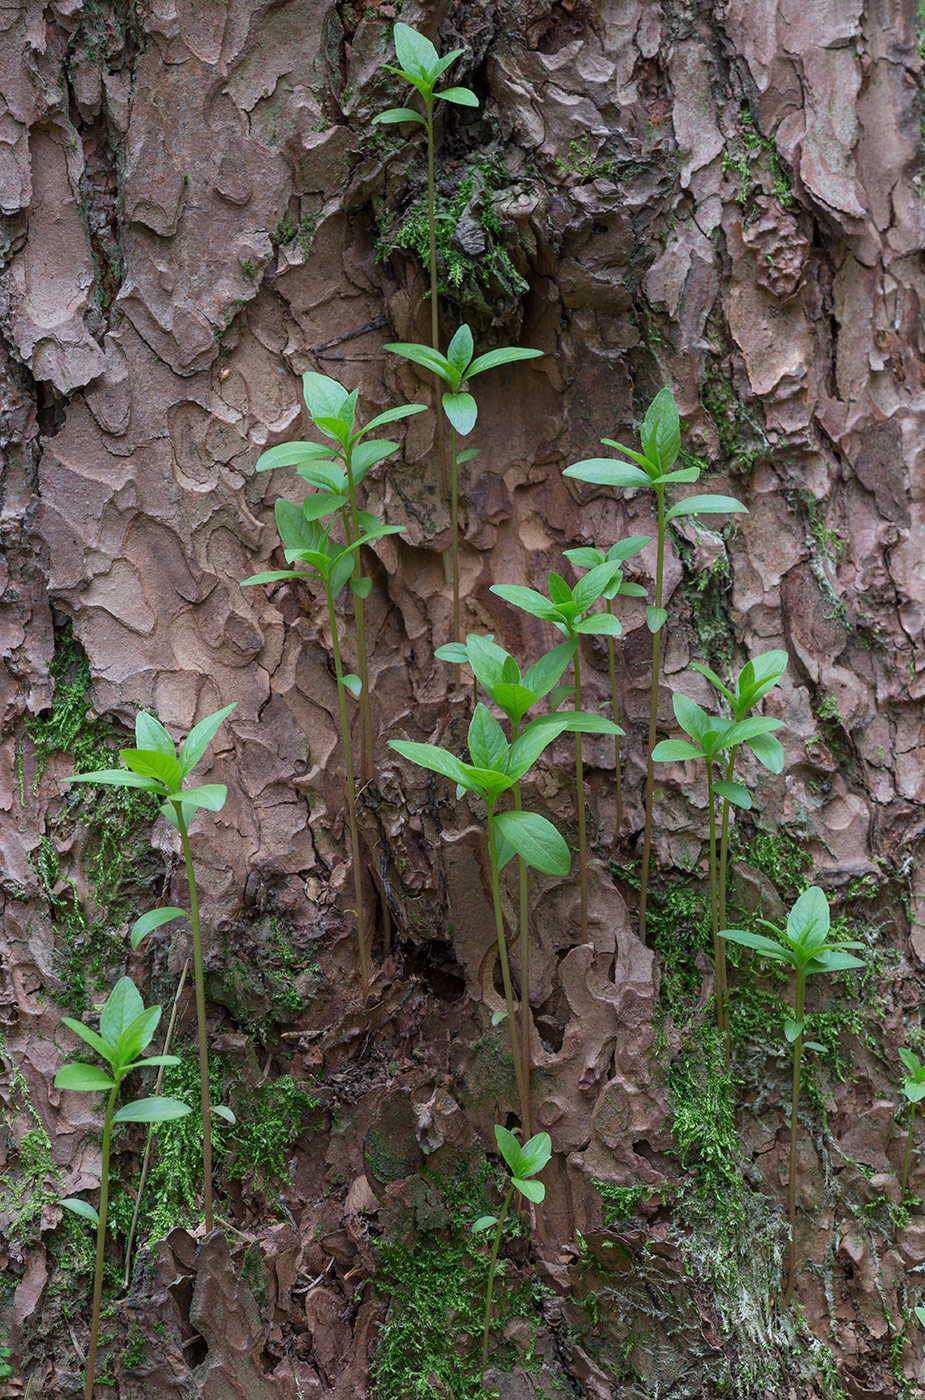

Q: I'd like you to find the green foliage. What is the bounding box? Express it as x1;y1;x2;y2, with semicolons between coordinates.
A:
555;134;616;182
227;1074;321;1190
721;107;793;210
593;1180;647;1227
0;1346;11;1382
386;324;541;437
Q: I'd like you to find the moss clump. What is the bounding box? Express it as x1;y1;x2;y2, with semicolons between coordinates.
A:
699;360;768;477
227;1073;321;1192
594;1181;648;1227
721;107;794;211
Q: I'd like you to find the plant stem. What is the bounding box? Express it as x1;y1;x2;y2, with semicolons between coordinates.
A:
424;99;449;498
85;1083;118;1400
123;959;190;1287
902;1103;917;1195
573;642;588;942
639;486;666;941
785;971;806;1303
512;774;532;1140
325;582;369;997
450;423;460;646
718;746;738;933
343;443;374;786
486;809;528;1129
481;1181;515;1374
175;806;213;1233
706;765;726;1043
606;597;623;846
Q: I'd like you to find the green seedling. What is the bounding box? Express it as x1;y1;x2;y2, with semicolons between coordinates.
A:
721;887;865;1301
473;1125;551;1373
0;1348;11;1383
563;536;651;839
563;388;747;940
254;372;425;782
244;509;403;997
490;559;628;941
690;650;788;936
390;702;614;1131
899;1048;925;1195
64;705;236;1232
54;976;191;1400
435;632;618;1131
374;22;478;496
652;689;784;1037
386;324;542;645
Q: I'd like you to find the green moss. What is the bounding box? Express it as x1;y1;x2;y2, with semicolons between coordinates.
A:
0;1039;62;1246
721;108;793;211
593;1181;648;1227
699;360;768;477
555;135;616;183
227;1073;321;1191
732;825;811;902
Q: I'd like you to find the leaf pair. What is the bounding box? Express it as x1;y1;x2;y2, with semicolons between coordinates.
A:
473;1125;552;1229
243;501;402;609
691;649;789;723
900;1048;925;1106
386;324;542;436
721;886;865;981
491;560;627;643
564;389;747;634
652;692;785;808
55;976;192;1223
373;22;478;124
562;535;651;606
436;632;579;728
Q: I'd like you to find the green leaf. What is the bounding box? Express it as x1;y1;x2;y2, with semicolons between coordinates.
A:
473;1215;498;1233
547;572;572;606
490;584;561;622
372;106;427;125
806;949;865;975
672;693;713;744
574;614;623;637
443;392;478;435
432;47;466;78
130;1055;182;1069
719;928;793;964
389;740;470;788
899;1047;924;1075
275;496;322;553
301;492;346;522
64;768;162;792
301;372;350;421
513;1177;545;1203
341;673;362;699
134;713;176;759
168;784;228;814
651;739;702;763
556;712;622;738
746;731;785;774
646;606;668;633
311;414;351;447
518;1131;552;1176
503;715;570;782
713;779;752;809
564;547;603;571
54;1062;117;1092
723;715;784;746
100;977;145;1053
256;441;336;473
548;682;574;711
616;581;647;598
572;559;622;613
61;1197;100;1225
492;683;536;728
393;21;439;77
384;341;452;382
660;466;701;484
456;447;480;465
360;403;428;435
330;550;356;601
467;346;543;377
803;1041;827;1053
467;704;508;771
914;1307;925;1329
130;906;189;949
787;886;830;947
296;459;346;494
121;749;182;788
61;1017;116;1064
494;1123;523;1175
118;1005;162;1064
664;494;748;524
351;438;399;479
350;576;372;600
564;459;652;489
784;1019;804;1043
494;810;570;877
212;1104;236;1123
522;641;577;699
904;1082;925;1104
241;569;309;587
446;324;474;375
490;1008;508;1026
640;387;680;471
113;1096;192;1125
434;642;470;665
437;85;479;106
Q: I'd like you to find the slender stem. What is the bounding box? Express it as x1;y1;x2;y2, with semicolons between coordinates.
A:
325;582;369;997
343;443;374;786
486;809;528;1129
785;971;806;1303
175;806;213;1233
512;776;532;1140
639;486;666;941
573;642;588;942
85;1083;119;1400
124;959;190;1287
606;598;623;846
902;1102;917;1196
425;99;449;498
450;423;460;647
706;764;725;1042
481;1182;515;1374
718;747;738;933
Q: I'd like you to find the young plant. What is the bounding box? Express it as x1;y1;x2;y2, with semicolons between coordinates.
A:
243;509;403;998
720;887;865;1301
254;372;425;783
652;690;784;1036
473;1125;551;1373
563;536;651;839
899;1048;925;1195
435;632;618;1131
54;976;191;1400
563;388;747;940
690;650;788;931
386;324;542;645
390;702;613;1131
373;22;478;492
490;559;627;941
64;705;236;1233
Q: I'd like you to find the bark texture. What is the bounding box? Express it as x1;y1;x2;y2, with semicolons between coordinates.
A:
2;0;925;1396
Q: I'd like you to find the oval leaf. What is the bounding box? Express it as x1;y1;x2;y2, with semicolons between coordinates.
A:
131;906;189;949
61;1197;100;1225
54;1063;116;1092
494;810;570;877
664;494;748;524
443;392;477;436
113;1096;193;1125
